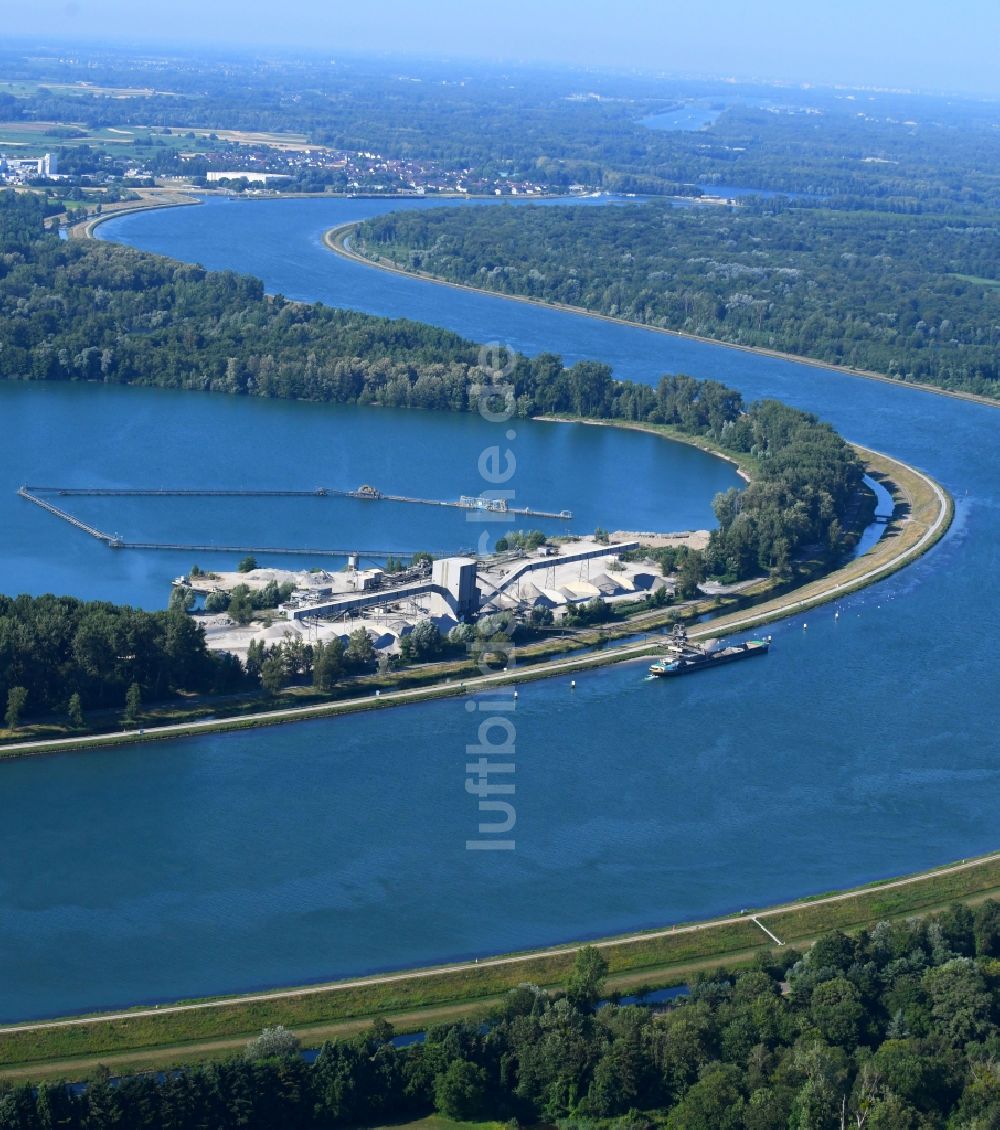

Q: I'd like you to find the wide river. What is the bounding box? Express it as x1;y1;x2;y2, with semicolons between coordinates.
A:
1;195;996;1022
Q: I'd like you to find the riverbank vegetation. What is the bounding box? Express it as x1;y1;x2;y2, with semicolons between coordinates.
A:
6;893;1000;1125
701;399;866;581
353;201;1000;400
0;594;244;727
0;803;979;1089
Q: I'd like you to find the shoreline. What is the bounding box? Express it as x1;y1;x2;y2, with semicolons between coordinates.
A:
326;221;1000;412
85;200;997;411
0;432;951;760
70;189;202;240
2;842;995;1080
76;187;573;242
540;414;754;481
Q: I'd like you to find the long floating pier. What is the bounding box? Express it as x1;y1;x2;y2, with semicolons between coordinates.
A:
18;487;419;557
33;487;332;498
116;542;418;558
17;486;118;543
18;482;569;560
25;484;573;520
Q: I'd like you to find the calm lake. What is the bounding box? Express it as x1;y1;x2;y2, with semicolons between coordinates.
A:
0;195;996;1022
0;383;739;607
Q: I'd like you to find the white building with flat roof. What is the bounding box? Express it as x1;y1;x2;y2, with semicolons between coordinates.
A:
205;171;292;185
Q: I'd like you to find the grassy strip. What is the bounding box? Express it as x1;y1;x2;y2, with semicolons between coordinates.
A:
3;851;998;1079
0;920;759;1069
763;861;1000;942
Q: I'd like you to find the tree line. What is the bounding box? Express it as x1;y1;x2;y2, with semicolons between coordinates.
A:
707;399;867;580
354;199;1000;400
0;593;244;725
6;902;1000;1127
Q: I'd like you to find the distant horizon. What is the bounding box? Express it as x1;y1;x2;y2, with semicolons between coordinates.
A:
4;33;1000;106
4;0;1000;100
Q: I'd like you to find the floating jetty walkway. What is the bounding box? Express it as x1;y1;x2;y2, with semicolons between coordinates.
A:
17;484;572;558
24;484;571;519
18;486;117;543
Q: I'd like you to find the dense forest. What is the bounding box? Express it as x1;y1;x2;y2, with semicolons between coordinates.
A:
0;193;487;402
355;201;1000;399
6;904;1000;1127
706;399;865;580
0;593;243;722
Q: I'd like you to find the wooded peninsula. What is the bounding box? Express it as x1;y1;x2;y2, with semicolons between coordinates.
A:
353;200;1000;400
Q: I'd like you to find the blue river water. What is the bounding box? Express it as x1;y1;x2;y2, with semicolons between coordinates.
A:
0;195;996;1022
641;103;724;131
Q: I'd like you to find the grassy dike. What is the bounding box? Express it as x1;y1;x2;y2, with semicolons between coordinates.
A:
3;850;999;1082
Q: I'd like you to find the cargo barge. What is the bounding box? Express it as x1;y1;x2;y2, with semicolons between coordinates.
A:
649;623;770;677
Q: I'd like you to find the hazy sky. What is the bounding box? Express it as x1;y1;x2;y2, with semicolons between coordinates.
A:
8;0;1000;97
